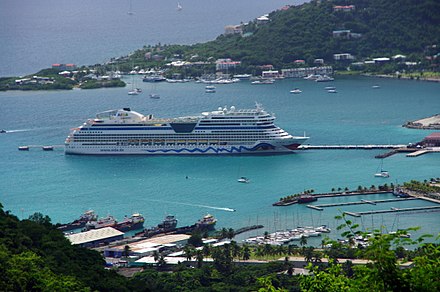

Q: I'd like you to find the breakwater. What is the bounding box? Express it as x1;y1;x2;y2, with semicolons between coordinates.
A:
308;197;417;209
273;190;391;206
344;205;440;217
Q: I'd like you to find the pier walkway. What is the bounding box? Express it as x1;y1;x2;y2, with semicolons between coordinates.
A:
344;205;440;217
299;144;406;150
306;198;417;210
18;145;64;151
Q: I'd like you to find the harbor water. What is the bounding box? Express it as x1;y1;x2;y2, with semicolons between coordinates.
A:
0;76;439;244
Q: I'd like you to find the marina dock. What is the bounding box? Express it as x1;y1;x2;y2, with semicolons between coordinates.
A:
307;198;417;210
299;144;406;150
18;145;64;151
344;205;440;217
406;150;430;157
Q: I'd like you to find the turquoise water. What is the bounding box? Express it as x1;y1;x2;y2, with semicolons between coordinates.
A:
0;76;439;243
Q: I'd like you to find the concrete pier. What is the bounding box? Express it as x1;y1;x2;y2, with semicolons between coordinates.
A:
344;205;440;217
306;205;323;211
299;144;405;150
313;198;416;208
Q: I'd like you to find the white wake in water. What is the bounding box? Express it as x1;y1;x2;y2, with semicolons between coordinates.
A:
147;199;235;212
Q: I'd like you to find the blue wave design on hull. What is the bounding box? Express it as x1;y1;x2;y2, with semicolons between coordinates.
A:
140;143;276;154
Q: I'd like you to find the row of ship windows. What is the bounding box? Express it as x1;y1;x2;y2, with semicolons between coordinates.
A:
73;132;280;138
74;138;267;142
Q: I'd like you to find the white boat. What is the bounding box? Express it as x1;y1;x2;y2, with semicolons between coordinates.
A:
327;89;337;93
251;79;274;85
290;88;302;94
237;177;250;183
149;93;160;99
324;86;336;90
177;2;182;11
372;85;380;89
374;159;389;178
315;75;334;82
64;104;309;155
233;74;252;79
304;74;321;80
374;171;389;178
205;85;216;93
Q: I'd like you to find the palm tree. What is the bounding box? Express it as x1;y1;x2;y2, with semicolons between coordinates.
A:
227;228;235;240
183;245;194;261
123;245;131;258
202;244;211;257
263;244;273;257
196;250;204;268
300;235;308;247
220;227;228;239
264;231;269;239
230;241;241;259
152;250;160;263
242;244;251;260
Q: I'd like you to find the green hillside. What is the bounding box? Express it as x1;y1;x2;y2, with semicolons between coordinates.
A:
109;0;439;75
189;0;439;67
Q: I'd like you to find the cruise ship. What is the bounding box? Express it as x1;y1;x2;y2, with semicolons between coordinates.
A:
64;104;309;155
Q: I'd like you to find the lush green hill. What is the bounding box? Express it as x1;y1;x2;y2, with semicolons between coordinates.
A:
108;0;439;75
189;0;440;67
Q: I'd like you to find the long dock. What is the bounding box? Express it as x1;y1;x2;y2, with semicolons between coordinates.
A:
18;145;64;151
299;144;406;150
309;198;417;209
344;205;440;217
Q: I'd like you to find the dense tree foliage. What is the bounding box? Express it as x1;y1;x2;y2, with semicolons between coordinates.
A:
1;196;439;291
103;0;440;74
0;204;131;291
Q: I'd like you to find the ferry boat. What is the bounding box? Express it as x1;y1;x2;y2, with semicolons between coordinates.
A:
196;214;217;231
113;213;145;232
57;210;98;232
64;104;309;155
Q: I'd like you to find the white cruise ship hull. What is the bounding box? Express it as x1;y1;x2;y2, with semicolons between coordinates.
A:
65;137;308;155
65;105;309;155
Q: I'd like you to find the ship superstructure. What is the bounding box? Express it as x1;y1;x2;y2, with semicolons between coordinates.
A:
65;104;308;155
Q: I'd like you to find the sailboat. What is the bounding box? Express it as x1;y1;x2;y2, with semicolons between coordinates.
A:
374;159;389;178
149;82;160;99
128;75;141;95
127;0;134;15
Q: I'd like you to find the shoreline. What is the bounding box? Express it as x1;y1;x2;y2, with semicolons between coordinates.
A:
362;73;440;83
403;114;440;130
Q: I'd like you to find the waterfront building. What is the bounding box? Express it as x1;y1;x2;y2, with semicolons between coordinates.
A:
65;227;124;247
333;5;355;12
334;53;355;61
262;70;280;79
422;132;440;147
224;24;243;35
215;58;241;71
281;66;333;78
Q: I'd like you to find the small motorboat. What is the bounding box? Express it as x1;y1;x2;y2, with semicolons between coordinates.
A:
327;89;337;93
205;85;216;93
237;177;250;183
0;129;6;133
42;146;54;151
149;93;160;99
290;88;302;94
